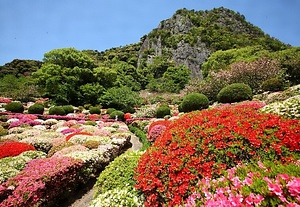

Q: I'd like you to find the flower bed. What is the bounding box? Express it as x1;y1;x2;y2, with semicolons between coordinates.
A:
184;161;300;206
134;102;300;206
0;113;133;206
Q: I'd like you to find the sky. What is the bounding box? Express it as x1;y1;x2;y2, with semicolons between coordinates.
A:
0;0;299;66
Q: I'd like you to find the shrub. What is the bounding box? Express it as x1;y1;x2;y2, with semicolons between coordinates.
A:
217;83;253;103
156;104;171;118
82;140;101;149
134;103;300;206
147;125;167;142
48;106;66;115
89;106;101;114
261;78;285;92
0;141;36;159
109;110;125;121
106;108;116;114
128;125;151;151
0;126;8;136
47;142;75;157
62;105;74;114
260;97;300;119
186;161;300;206
4;102;24;113
135;104;158;118
94;150;144;196
28;103;44;114
180;92;209;113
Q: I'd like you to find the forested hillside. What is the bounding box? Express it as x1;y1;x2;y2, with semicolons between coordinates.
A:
0;7;299;107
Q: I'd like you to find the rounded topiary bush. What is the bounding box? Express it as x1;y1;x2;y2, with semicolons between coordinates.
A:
217;83;253;103
28;103;44;114
4;102;24;113
135;102;300;206
48;106;66;116
62;105;74;114
89;106;101;114
261;78;285;92
109;110;125;121
156;104;171;118
180;92;209;113
106;108;116;114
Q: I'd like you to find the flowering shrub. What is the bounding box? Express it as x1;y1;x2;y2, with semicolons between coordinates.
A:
0;157;83;207
0;151;46;184
147;125;167;142
65;131;92;141
147;119;171;134
92;151;145;207
0;97;12;104
260;97;300;120
20;137;53;153
82;140;101;149
124;113;131;120
135;104;158;118
47;141;75;157
134;103;300;206
90;187;144;207
184;161;300;206
0;141;36;159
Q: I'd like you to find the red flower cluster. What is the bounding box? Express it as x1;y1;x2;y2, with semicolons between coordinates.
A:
134;103;300;206
124;113;131;120
65;131;93;141
0;141;36;159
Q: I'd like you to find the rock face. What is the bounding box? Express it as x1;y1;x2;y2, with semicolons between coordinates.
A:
138;13;211;79
137;7;268;80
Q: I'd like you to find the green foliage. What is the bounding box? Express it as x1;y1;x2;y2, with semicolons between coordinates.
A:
33;48;96;105
48;106;66;116
156;104;171;118
94;150;144;196
0;75;40;102
261;78;285;92
99;86;141;113
109;110;125;121
106;108;116;114
0;125;8;136
79;83;105;106
4;102;24;113
217;83;253;103
128;125;150;151
89;106;101;114
180;92;209;112
201;46;271;77
62;105;74;114
0;59;42;78
28;103;44;114
274;47;300;85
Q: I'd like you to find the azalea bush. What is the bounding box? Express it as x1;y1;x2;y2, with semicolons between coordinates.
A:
134;102;300;206
184;161;300;206
0;157;83;207
92;150;145;206
0;151;46;184
260;97;300;120
0;141;36;159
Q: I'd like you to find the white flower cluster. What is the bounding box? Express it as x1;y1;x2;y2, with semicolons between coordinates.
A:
260;96;300;119
90;187;144;207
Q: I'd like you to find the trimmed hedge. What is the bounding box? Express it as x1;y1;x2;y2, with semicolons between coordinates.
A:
217;83;253;103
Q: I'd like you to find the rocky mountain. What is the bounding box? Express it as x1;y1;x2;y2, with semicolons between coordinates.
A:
137;7;287;79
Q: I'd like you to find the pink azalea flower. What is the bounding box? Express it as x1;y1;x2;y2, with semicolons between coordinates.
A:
268;182;283;196
287;178;300;197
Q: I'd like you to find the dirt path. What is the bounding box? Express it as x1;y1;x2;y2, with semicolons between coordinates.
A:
57;134;142;207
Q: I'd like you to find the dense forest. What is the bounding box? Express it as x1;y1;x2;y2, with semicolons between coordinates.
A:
0;7;299;110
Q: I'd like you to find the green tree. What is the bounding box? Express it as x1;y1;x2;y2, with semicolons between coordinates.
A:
33;48;95;105
98;86;142;113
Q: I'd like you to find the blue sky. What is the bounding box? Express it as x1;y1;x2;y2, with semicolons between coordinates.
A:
0;0;299;66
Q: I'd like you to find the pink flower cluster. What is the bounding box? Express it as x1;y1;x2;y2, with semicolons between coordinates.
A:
0;157;83;207
185;161;300;207
0;97;12;104
8;114;40;128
